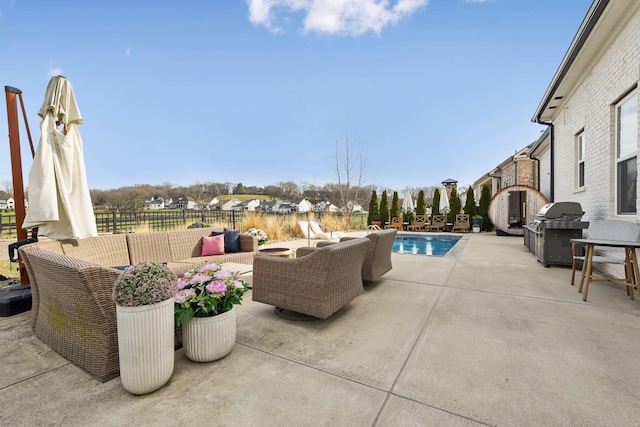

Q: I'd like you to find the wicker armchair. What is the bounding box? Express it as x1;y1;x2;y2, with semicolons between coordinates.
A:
252;238;370;319
318;229;397;283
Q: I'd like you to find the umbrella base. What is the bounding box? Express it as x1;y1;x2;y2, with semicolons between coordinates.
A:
0;282;32;317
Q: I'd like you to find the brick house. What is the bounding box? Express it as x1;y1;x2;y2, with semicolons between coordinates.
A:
532;0;639;223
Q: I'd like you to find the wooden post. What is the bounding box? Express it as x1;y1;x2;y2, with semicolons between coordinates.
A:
5;86;29;284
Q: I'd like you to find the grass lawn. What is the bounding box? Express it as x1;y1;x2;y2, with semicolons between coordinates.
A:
1;260;19;279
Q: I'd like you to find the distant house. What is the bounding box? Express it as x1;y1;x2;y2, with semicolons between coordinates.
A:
293;198;312;213
172;197;198;210
314;201;338;213
220;198;241;211
145;197;165;210
0;200;7;210
277;202;294;214
231;199;260;211
207;197;220;210
6;197;15;210
258;200;280;213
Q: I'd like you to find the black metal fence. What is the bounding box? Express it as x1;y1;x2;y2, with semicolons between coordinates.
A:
1;210;369;238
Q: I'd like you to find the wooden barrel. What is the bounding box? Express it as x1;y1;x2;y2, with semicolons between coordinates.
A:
488;186;548;236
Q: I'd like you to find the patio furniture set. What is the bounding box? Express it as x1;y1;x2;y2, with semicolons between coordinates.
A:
16;226;397;382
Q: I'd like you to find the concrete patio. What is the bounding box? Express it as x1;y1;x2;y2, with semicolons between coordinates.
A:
2;232;640;426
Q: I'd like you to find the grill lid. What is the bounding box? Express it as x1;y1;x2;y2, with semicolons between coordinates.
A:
535;202;584;220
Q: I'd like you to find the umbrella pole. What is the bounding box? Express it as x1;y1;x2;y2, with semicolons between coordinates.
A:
5;86;30;285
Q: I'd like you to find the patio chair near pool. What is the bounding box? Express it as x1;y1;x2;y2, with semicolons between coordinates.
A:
452;214;470;232
384;217;404;230
425;214;445;232
252;238;370;319
318;228;396;283
309;220;347;239
407;215;427;231
298;220;330;239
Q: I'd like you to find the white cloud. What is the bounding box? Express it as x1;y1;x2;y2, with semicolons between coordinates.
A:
247;0;428;36
125;47;132;57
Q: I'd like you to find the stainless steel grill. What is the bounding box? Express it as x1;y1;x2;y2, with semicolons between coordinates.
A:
524;202;589;267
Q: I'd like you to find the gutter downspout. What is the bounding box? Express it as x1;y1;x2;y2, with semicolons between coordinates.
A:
535;120;554;203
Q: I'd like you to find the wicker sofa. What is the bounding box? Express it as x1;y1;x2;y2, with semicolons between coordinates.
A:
252;238;370;319
18;227;257;382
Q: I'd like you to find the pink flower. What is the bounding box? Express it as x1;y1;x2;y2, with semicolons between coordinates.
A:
200;263;220;273
233;280;244;289
175;288;195;304
190;273;210;284
206;280;227;294
177;277;190;289
213;270;231;280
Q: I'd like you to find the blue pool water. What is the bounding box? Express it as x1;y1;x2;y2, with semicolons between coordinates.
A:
392;234;461;256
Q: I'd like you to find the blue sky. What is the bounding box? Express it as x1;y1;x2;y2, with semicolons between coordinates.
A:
1;0;591;193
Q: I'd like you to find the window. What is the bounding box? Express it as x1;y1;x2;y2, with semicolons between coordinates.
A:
616;91;638;214
577;131;585;188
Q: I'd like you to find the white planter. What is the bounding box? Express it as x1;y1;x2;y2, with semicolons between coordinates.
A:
182;306;236;362
472;226;481;233
116;298;175;395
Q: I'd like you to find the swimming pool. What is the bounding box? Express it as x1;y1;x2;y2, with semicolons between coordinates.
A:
392;234;462;256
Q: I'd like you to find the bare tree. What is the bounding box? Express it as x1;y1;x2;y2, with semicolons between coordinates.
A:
335;137;366;228
279;181;300;200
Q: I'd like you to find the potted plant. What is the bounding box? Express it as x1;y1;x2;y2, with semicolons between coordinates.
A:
175;263;249;362
112;261;178;395
245;227;269;246
472;215;483;233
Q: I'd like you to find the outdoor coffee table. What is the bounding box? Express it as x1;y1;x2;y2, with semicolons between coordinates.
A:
255;247;294;259
220;262;254;288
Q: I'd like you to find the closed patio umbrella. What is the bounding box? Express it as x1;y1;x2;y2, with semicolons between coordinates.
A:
402;189;414;213
439;186;450;215
22;76;97;240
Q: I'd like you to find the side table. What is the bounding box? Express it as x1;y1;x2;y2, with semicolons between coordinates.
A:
255;247;294;259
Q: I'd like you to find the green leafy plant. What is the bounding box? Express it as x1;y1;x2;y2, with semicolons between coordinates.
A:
187;221;210;229
112;262;178;307
174;263;249;327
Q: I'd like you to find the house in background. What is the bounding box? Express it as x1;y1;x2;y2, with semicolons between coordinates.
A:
293;198;312;213
220;198;241;211
6;197;15;210
144;197;165;210
172;197;198;210
532;0;639;223
0;200;7;210
232;199;260;211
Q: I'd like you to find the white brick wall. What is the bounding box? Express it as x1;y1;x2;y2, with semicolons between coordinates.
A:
549;3;640;278
552;4;640;222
